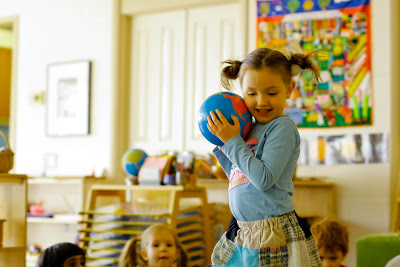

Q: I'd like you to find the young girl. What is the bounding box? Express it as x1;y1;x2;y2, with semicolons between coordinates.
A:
207;47;322;266
119;223;188;267
36;242;85;267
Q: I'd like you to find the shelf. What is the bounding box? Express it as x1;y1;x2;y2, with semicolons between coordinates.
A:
0;246;25;252
293;178;334;187
27;214;80;224
28;176;105;185
0;174;27;185
89;184;201;192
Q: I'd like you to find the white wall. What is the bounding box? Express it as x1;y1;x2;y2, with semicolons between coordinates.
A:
0;0;116;177
248;1;396;266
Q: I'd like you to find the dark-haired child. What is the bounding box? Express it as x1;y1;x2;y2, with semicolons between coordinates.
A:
36;242;85;267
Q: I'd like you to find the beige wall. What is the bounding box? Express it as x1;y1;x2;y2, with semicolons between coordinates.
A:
0;0;119;178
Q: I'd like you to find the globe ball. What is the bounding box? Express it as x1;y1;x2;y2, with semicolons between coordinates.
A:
198;92;252;146
121;148;148;177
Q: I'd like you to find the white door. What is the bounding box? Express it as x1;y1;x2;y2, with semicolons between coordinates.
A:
130;10;186;154
129;4;242;155
184;3;243;154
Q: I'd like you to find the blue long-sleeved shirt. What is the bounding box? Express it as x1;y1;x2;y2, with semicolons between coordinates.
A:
213;115;300;222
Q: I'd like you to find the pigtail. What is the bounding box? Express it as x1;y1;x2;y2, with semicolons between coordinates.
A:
287;52;322;83
119;237;140;267
221;60;242;90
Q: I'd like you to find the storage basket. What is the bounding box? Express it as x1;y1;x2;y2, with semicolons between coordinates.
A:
0;130;14;173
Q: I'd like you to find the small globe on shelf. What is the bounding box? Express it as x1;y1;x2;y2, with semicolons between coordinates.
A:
121;148;148;180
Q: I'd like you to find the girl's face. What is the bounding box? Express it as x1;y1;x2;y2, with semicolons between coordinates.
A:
141;229;179;267
242;68;294;124
318;248;346;267
63;255;85;267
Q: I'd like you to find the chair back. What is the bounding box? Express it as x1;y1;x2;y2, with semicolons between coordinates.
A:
357;232;400;267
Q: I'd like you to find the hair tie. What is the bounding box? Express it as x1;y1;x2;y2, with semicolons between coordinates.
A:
291;64;302;77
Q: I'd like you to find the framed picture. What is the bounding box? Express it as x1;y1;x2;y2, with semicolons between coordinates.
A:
46;60;91;136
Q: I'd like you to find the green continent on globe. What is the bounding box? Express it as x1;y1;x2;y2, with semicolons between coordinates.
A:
126;151;143;164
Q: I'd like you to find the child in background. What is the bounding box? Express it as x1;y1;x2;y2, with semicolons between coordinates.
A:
207;47;322;266
119;223;188;267
311;218;349;267
36;242;85;267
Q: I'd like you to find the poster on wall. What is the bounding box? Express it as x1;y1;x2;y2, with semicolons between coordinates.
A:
256;0;372;127
297;133;388;166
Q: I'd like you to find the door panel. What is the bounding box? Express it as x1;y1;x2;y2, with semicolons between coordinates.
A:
185;3;242;154
130;11;186;154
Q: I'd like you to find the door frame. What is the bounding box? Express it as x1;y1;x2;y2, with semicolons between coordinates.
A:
0;15;19;165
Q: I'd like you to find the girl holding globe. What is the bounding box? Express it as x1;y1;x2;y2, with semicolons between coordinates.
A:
207;47;322;267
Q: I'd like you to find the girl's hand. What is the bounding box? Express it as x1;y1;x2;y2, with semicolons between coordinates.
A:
207;109;241;144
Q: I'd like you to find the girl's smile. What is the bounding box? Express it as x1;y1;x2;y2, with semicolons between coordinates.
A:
242;68;294;124
256;109;271;116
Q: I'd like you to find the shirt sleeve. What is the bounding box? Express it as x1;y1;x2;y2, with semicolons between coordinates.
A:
212;146;233;179
221;120;298;191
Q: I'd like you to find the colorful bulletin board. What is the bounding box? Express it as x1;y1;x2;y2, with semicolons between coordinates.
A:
257;0;372;127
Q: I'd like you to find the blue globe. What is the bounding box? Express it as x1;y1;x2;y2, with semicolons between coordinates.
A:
198;92;252;146
121;149;148;176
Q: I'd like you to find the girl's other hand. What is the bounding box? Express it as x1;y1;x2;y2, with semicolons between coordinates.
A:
207;109;241;144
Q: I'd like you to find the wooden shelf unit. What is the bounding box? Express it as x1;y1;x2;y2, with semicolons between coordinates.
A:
26;176;106;267
0;173;28;267
79;184;212;267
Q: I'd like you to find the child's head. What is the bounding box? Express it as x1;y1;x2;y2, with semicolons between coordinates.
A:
36;242;85;267
221;47;321;124
119;223;187;267
311;218;349;267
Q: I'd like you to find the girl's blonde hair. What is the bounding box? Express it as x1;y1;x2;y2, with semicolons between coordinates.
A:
118;223;188;267
221;47;321;90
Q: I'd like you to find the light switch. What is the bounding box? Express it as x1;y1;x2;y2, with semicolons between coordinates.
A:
31;91;45;105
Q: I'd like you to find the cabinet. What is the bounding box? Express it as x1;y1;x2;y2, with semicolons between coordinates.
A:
26;176;105;267
291;179;336;220
129;3;243;155
0;174;27;267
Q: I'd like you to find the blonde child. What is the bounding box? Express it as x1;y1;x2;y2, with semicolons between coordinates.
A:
207;47;322;266
36;242;85;267
119;223;188;267
310;218;349;267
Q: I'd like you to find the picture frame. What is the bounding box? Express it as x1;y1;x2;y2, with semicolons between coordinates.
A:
46;60;91;136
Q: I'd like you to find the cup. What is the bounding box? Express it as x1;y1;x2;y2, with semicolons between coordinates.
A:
163;174;176;185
